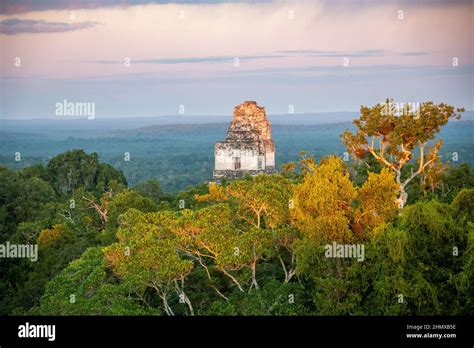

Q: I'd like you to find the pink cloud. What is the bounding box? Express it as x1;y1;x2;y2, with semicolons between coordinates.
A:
0;18;99;35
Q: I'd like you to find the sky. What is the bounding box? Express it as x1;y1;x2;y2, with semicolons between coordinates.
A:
0;0;473;119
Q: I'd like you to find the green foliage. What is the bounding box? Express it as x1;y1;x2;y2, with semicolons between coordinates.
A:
33;247;158;315
19;164;49;181
1;146;473;316
206;279;308;315
292;156;356;243
132;179;163;204
46;149;126;195
0;151;129;314
227;174;293;229
405;162;474;205
104;209;194;315
451;188;474;222
101;190;158;244
451;225;474;314
442;164;474;201
357;168;399;233
292;156;398;242
341;100;464;207
361;199;469;315
12;177;57;222
11;221;46;244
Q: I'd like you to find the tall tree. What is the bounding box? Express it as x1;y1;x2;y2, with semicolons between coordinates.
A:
292;156;357;243
46;150;126;195
34;247;159;315
104;209;194;316
226;174;292;229
341;100;463;207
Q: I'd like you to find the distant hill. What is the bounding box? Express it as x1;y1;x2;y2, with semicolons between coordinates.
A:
1;114;472;192
2;111;472;135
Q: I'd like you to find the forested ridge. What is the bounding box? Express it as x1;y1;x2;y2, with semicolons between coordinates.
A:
2;118;472;192
1;101;473;316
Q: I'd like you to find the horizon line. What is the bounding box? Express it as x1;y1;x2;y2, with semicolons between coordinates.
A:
3;110;474;121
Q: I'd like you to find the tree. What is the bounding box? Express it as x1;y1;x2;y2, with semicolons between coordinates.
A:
46;150;99;194
194;182;228;203
0;166;19;240
101;190;157;243
452;223;474;314
451;188;474;222
227;174;292;229
104;209;194;316
33;247;158;315
225;174;293;290
46;150;126;195
291;156;400;314
8;223;91;313
341;100;464;207
174;204;248;295
19;164;49;181
206;279;308;315
56;187;103;237
12;177;57;223
355;168;399;234
132;179;163;204
271;226;301;283
439;164;474;203
96;163;127;193
362;199;469;315
292;156;357;243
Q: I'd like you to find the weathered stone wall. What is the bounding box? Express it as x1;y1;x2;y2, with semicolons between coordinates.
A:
214;101;275;179
214;144;262;171
265;151;275;168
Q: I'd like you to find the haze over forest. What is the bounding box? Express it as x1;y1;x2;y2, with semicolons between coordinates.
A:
1;112;473;191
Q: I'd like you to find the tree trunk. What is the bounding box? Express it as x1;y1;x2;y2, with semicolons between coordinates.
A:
174;280;194;316
211;285;229;301
161;293;174;316
395;169;408;209
277;251;296;283
249;261;259;292
220;268;244;292
398;185;408;208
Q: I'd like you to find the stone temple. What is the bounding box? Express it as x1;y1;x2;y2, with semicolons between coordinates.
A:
213;101;275;179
